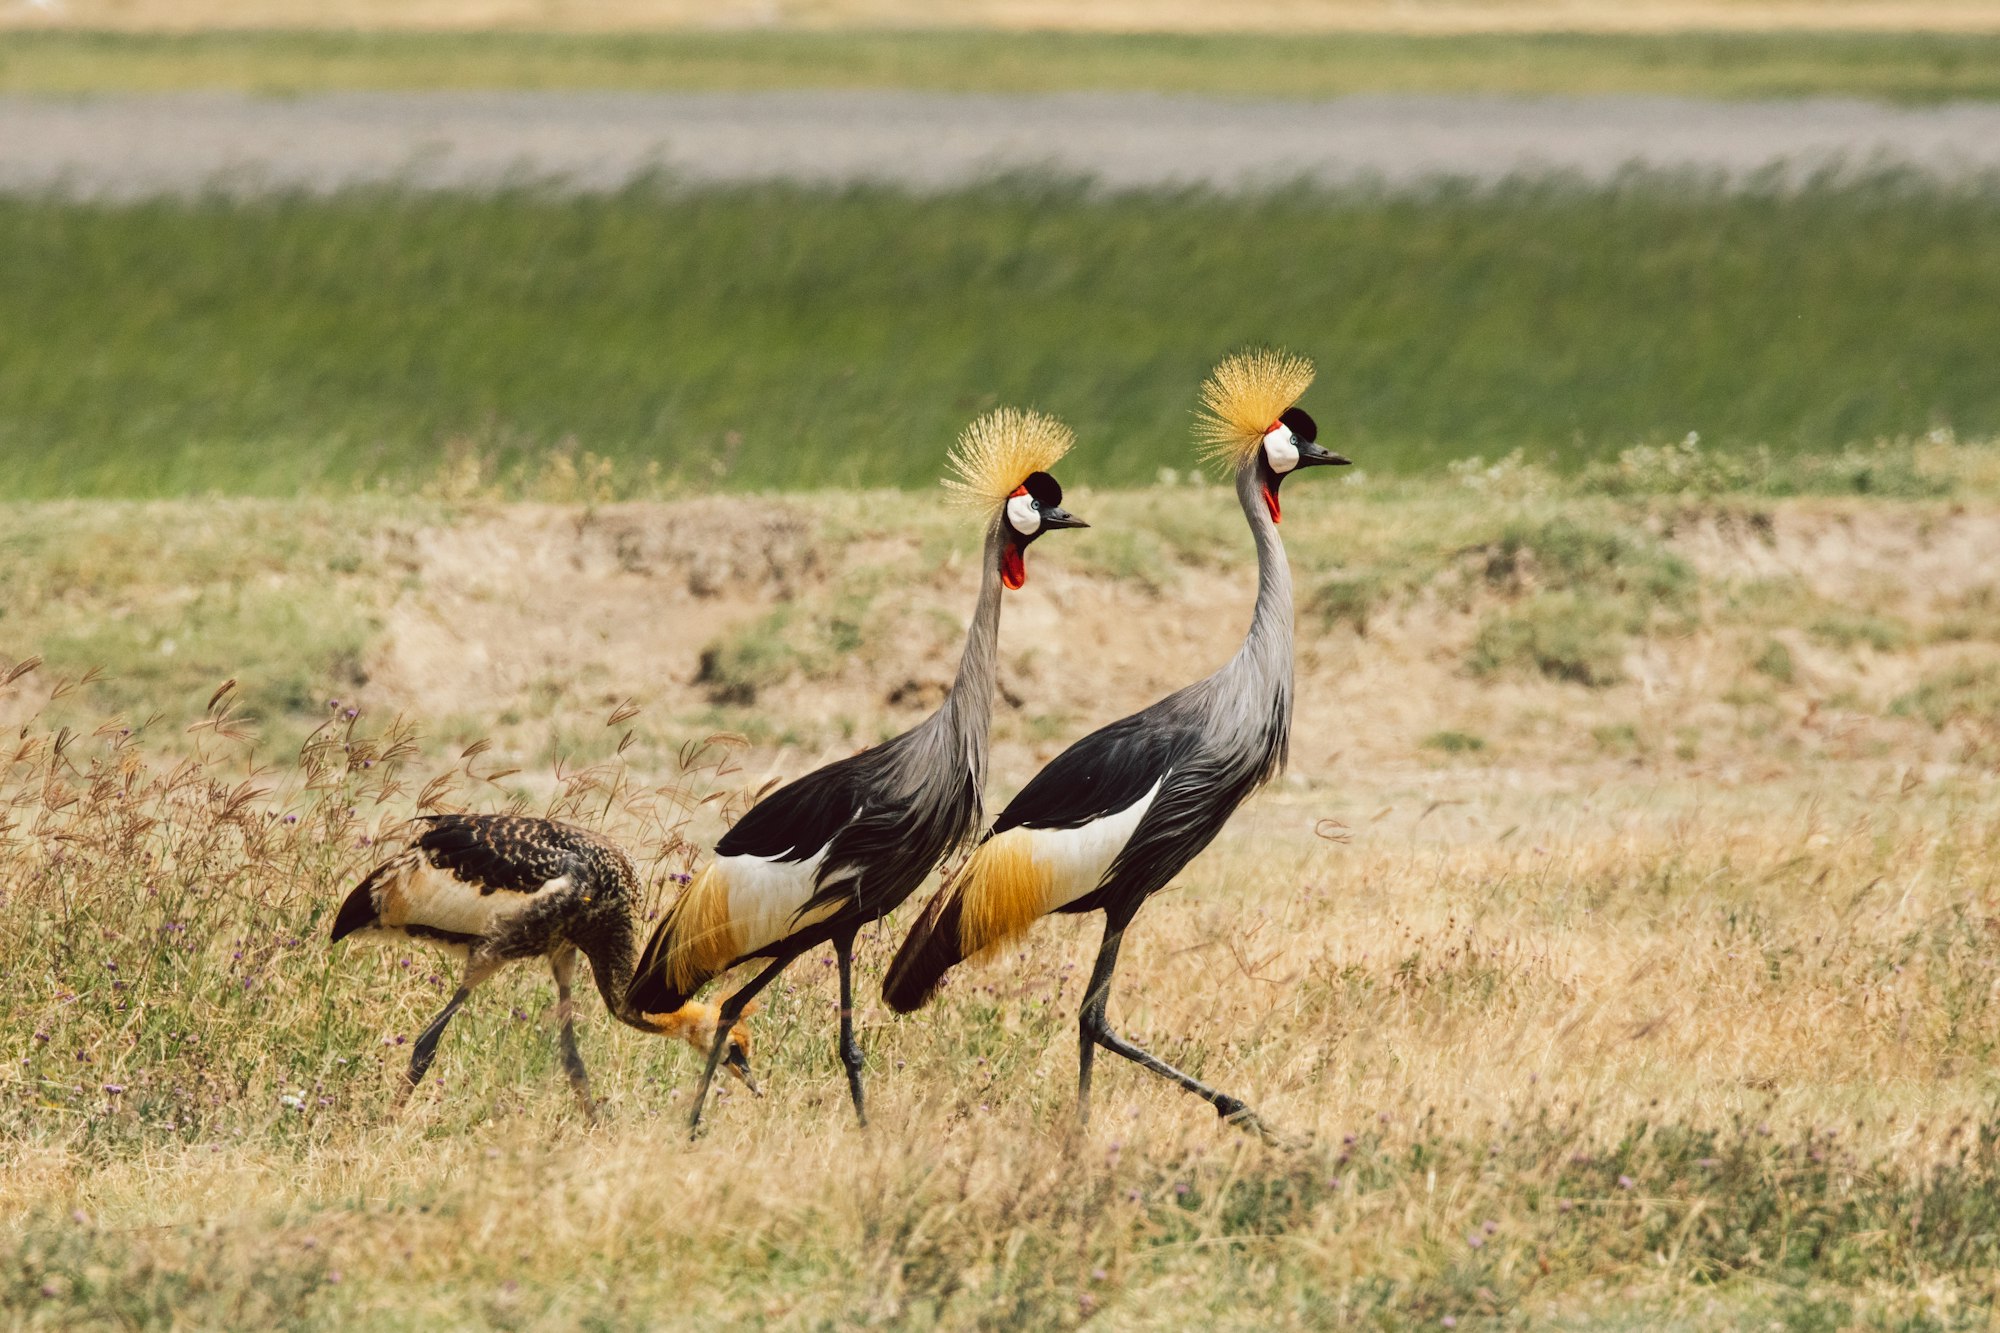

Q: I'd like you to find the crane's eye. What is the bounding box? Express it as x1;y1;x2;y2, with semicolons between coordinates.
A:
1005;492;1042;536
1263;426;1301;474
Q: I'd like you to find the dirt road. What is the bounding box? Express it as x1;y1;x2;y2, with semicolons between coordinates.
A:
6;90;2000;196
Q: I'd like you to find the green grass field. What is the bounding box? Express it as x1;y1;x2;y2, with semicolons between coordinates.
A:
8;29;2000;99
5;178;2000;498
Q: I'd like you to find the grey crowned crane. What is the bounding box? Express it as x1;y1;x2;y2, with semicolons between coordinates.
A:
625;409;1088;1132
883;350;1347;1140
331;814;760;1119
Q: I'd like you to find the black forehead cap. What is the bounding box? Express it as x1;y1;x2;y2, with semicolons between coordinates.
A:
1278;407;1318;443
1022;471;1062;506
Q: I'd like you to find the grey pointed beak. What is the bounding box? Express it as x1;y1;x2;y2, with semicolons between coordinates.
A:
1040;505;1089;530
1300;442;1351;468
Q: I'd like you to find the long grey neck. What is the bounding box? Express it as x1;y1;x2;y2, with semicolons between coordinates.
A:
923;518;1006;799
1222;464;1296;765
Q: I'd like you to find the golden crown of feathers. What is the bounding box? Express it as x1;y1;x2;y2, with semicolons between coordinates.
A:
1195;348;1317;469
942;407;1075;514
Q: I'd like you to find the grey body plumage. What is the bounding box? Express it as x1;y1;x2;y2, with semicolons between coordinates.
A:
628;517;1003;1015
885;363;1344;1140
626;414;1085;1132
1060;463;1295;920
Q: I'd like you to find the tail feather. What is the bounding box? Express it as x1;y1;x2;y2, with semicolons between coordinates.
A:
883;830;1051;1013
625;863;739;1015
882;888;970;1013
329;859;397;942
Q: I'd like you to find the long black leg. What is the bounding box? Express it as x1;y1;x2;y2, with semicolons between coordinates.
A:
399;953;501;1106
1076;910;1285;1143
550;947;596;1123
688;950;796;1135
406;994;467;1089
833;926;867;1126
1075;910;1130;1126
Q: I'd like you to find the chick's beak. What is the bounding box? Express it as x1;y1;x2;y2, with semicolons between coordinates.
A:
1039;505;1089;530
724;1044;762;1097
1299;442;1351;468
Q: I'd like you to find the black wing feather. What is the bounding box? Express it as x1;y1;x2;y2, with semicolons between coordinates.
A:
1063;688;1288;918
411;814;588;894
1063;747;1266;918
714;751;873;863
991;694;1204;836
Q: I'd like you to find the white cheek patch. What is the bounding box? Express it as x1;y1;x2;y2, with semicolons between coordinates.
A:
1005;493;1041;535
1263;426;1301;474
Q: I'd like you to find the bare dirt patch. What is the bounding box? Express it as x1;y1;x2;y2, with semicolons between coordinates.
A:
367;498;816;720
325;490;2000;799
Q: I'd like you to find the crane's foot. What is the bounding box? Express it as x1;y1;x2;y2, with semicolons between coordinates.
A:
839;1044;868;1128
557;1018;599;1126
1218;1101;1308;1151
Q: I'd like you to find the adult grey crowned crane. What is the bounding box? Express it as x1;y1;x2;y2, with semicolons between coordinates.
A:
330;814;761;1120
883;350;1348;1139
625;409;1087;1131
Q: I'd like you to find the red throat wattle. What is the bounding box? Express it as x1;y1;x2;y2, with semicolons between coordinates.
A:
1000;543;1026;590
1261;479;1282;525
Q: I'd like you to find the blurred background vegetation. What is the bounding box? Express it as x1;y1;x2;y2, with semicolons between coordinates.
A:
7;29;2000;97
4;176;1998;497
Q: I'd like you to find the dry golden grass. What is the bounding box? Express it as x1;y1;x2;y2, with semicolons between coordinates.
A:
8;464;2000;1326
12;0;2000;32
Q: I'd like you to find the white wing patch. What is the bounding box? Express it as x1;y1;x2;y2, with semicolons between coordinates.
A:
370;860;555;943
716;845;844;957
1031;777;1162;912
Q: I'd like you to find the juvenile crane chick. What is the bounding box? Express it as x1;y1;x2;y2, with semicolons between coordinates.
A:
332;813;759;1118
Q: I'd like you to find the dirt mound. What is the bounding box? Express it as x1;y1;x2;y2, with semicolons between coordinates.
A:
367;499;814;720
1663;500;2000;608
348;493;2000;792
